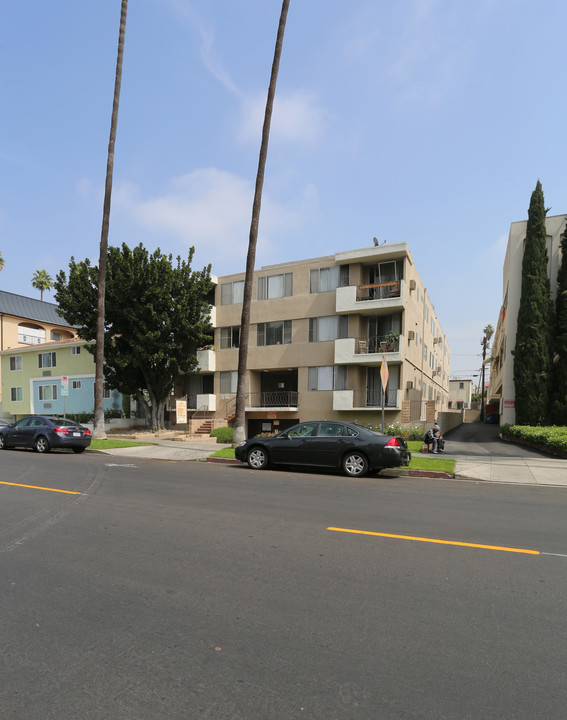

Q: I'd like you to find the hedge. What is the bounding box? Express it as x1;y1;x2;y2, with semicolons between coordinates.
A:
500;424;567;455
210;426;234;444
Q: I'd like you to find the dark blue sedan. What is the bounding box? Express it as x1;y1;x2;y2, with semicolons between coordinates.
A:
235;420;411;477
0;416;92;454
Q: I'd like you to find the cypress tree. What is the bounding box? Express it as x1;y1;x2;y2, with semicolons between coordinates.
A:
513;180;553;425
549;221;567;424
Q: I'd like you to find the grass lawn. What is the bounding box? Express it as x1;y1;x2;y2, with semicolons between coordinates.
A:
210;445;456;474
89;439;156;450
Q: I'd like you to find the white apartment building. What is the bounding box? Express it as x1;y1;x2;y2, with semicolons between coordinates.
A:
488;214;567;425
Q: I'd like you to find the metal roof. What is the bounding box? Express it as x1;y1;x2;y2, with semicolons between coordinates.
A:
0;290;74;328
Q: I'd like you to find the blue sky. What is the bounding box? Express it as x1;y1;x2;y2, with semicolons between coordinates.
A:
2;1;567;379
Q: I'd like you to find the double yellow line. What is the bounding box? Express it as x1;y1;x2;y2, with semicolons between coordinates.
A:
327;526;540;555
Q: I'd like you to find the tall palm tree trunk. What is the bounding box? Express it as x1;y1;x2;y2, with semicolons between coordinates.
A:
233;0;290;445
94;0;128;439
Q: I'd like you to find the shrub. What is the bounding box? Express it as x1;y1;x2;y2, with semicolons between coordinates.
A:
210;426;233;444
500;424;567;454
367;423;424;440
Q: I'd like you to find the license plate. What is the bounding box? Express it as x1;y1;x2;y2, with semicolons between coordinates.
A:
73;432;81;437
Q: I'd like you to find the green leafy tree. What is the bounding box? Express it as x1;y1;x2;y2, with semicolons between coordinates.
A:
549;221;567;424
32;269;54;300
54;243;212;430
513;180;553;425
0;251;4;271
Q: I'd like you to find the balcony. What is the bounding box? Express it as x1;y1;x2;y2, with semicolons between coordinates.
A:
336;280;404;315
196;348;216;373
335;334;402;365
333;388;400;411
246;391;299;412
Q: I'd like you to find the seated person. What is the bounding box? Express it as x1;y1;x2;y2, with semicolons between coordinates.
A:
424;424;444;453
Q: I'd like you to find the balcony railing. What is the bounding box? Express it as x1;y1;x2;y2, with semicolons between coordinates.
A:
356;281;401;302
354;388;399;408
247;391;298;408
356;334;400;354
18;334;45;345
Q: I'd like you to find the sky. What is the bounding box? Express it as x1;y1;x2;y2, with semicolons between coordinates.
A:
2;0;567;381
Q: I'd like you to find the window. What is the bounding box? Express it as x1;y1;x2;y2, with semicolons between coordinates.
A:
10;387;23;402
459;382;464;389
308;366;347;391
72;380;82;390
309;316;348;342
50;331;62;341
39;385;58;401
93;384;111;398
38;352;56;369
257;272;293;300
220;371;238;394
425;306;429;322
220;280;244;305
257;320;292;346
424;343;428;361
310;265;349;293
9;356;23;371
220;326;241;349
72;346;81;355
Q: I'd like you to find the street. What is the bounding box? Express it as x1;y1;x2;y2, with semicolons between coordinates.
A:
1;449;567;719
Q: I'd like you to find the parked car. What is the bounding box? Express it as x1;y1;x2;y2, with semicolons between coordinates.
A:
0;416;92;454
235;420;411;477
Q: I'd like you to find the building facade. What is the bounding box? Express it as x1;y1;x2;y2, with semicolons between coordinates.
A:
487;214;567;425
0;291;77;408
0;339;122;420
448;379;473;409
181;243;450;436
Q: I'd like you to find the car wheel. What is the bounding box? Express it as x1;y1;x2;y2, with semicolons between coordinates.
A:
72;447;86;454
343;452;368;477
35;436;50;453
0;435;6;450
247;447;269;470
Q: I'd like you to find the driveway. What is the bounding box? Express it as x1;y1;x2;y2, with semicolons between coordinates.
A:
443;422;567;487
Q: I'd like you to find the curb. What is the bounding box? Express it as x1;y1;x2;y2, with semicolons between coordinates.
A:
205;456;454;478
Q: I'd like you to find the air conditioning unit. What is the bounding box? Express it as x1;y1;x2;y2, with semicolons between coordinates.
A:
436;366;442;374
408;330;415;340
409;279;416;290
406;381;413;390
433;336;442;344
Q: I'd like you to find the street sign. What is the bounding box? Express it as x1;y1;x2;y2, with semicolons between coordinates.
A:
380;355;389;391
61;375;69;397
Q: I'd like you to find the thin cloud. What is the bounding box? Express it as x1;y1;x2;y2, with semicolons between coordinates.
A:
168;0;240;95
237;89;327;146
113;168;313;273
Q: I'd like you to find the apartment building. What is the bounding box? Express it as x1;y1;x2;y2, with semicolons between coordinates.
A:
0;291;77;412
448;379;473;409
186;243;449;436
487;214;566;425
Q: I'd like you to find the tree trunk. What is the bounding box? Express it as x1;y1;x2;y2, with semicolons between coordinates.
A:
233;0;290;445
93;0;128;440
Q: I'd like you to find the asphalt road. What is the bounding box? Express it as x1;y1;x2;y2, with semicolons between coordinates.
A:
2;449;567;719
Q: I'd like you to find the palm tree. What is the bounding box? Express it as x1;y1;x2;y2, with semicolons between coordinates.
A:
0;251;5;271
32;270;54;300
233;0;291;445
480;323;494;421
93;0;128;440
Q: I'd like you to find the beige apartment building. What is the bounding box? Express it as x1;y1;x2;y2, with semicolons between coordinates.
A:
487;214;566;425
180;243;450;436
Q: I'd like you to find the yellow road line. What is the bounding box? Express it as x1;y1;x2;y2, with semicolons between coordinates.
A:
0;481;81;495
327;527;540;555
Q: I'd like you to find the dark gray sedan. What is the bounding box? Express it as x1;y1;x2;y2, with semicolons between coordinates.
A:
0;416;92;454
235;420;411;477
